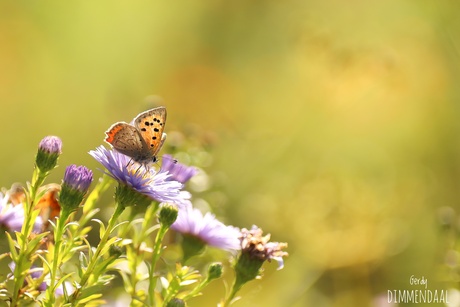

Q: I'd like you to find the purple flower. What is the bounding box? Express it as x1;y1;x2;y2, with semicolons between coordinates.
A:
36;136;62;172
89;146;191;208
59;165;93;212
0;192;43;233
63;165;93;193
171;206;241;251
39;136;62;155
160;155;198;183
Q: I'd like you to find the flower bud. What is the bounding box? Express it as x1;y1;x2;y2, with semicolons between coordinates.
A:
109;245;124;258
35;136;62;172
165;298;185;307
158;203;178;228
207;262;223;281
59;165;93;214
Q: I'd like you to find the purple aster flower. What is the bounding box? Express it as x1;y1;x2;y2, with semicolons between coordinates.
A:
89;146;191;208
171;206;241;251
59;165;93;213
0;192;43;233
36;136;62;172
160;155;198;183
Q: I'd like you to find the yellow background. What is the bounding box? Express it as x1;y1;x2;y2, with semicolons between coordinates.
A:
1;1;460;306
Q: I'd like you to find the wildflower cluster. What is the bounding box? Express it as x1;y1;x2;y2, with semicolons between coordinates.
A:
0;111;288;306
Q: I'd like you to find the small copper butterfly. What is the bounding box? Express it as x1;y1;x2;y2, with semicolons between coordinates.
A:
105;106;167;164
35;183;61;231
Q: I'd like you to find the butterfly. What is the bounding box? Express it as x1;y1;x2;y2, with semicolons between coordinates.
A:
35;184;61;231
105;106;167;164
7;183;61;233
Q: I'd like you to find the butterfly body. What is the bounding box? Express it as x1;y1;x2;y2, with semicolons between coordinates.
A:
105;107;167;164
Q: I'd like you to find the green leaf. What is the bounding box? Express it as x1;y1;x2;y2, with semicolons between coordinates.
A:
64;221;80;230
0;252;11;262
14;231;24;247
79;208;100;227
77;293;103;305
180;279;198;286
111;221;128;233
54;272;74;291
5;232;18;260
70;245;87;254
37;254;52;272
145;224;161;237
28;232;49;249
118;271;133;293
78;226;93;237
82;237;93;258
91;219;105;239
99;237;121;256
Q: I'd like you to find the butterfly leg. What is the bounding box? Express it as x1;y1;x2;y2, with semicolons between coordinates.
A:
125;158;134;168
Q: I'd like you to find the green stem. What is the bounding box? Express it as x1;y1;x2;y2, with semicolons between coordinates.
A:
10;168;47;307
42;176;110;306
222;280;243;307
127;215;142;307
182;278;210;301
127;204;157;307
68;203;125;305
23;169;46;236
148;224;169;307
117;207;137;247
43;210;69;307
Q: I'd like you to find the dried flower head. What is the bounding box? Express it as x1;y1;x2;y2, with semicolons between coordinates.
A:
239;225;288;270
225;226;288;304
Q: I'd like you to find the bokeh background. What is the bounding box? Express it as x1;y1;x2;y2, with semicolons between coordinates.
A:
2;1;460;306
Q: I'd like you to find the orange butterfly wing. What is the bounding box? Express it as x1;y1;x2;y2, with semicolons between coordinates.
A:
105;122;151;161
133;107;167;158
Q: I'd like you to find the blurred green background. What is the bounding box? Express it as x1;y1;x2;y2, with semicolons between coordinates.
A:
2;1;460;306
